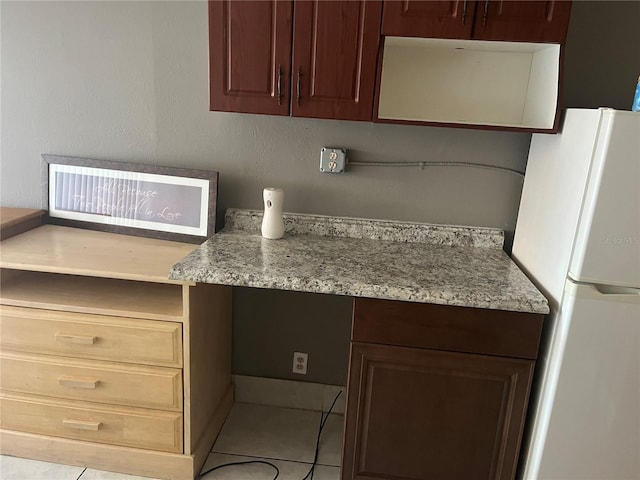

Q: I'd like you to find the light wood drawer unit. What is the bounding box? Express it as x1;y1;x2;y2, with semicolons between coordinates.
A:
0;306;182;367
0;351;182;411
1;392;183;453
0;225;233;480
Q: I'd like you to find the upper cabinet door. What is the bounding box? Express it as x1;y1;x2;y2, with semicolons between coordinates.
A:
209;1;293;115
381;1;476;39
291;0;382;121
380;0;571;43
473;1;572;43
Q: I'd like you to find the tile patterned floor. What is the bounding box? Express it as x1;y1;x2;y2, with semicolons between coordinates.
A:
0;403;342;480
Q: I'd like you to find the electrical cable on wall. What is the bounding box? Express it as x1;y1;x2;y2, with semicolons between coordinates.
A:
198;391;342;480
347;159;525;178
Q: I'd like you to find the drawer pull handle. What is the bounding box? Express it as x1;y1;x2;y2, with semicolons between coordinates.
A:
277;65;282;105
63;419;102;431
296;67;301;106
55;333;97;345
482;0;489;27
58;377;99;389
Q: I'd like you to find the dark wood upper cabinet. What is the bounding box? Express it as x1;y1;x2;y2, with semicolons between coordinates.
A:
381;0;571;43
382;0;476;39
473;1;572;43
209;1;293;115
209;0;381;121
209;1;571;130
291;1;382;121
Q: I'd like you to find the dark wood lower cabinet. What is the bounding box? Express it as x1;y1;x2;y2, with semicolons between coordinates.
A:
342;299;544;480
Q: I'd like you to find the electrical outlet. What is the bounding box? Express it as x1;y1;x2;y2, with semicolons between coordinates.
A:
292;352;308;375
320;147;347;173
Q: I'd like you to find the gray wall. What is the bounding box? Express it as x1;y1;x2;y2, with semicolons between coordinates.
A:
562;1;639;111
1;1;637;385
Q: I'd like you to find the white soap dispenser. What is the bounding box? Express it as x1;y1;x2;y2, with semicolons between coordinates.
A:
261;187;285;239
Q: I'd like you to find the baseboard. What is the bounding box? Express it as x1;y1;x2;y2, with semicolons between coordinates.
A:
233;375;346;415
0;429;194;480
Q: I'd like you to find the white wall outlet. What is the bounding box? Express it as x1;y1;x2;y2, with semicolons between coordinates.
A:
320;147;347;173
292;351;308;375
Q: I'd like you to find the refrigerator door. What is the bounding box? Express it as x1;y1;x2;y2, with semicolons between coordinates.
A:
568;110;640;288
536;280;640;480
512;108;601;304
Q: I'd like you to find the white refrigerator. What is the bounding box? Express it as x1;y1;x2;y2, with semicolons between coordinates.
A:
512;108;640;479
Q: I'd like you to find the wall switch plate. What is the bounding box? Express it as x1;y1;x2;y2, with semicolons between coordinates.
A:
292;351;308;375
320;147;347;173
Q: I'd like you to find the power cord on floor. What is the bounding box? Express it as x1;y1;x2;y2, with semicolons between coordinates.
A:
198;390;343;480
302;390;342;480
199;459;280;479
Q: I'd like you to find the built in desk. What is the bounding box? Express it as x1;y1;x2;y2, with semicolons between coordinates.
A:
170;208;549;480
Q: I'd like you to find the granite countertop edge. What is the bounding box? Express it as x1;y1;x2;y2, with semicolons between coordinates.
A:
170;264;548;314
170;209;549;315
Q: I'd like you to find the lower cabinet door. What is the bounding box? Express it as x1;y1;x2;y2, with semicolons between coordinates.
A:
0;392;183;453
342;342;535;480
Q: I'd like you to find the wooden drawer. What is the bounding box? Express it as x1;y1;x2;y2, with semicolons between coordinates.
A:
0;392;183;453
0;305;182;367
0;352;182;411
352;298;545;359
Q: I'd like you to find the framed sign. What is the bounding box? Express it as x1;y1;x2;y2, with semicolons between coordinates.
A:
42;155;218;243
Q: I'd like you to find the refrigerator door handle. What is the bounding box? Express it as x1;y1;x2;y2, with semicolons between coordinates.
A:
595;284;640;296
565;280;640;303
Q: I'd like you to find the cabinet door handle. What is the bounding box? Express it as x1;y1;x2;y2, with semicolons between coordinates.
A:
277;65;282;105
482;0;489;27
462;0;468;24
296;67;301;106
63;419;102;431
55;333;97;345
58;377;99;389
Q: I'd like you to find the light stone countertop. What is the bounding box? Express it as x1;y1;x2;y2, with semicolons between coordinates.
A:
170;209;549;314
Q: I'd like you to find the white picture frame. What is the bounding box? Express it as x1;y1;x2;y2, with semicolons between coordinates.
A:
42;155;218;243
